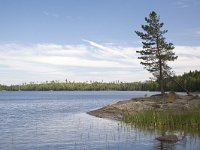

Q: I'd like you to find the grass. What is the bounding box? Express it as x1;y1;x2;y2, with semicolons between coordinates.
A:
123;107;200;135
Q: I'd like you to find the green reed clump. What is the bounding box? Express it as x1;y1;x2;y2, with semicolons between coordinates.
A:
123;108;200;134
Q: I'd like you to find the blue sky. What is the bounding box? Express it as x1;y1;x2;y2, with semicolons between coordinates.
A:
0;0;200;85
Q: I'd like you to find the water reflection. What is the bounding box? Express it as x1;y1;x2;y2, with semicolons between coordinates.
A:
153;135;200;150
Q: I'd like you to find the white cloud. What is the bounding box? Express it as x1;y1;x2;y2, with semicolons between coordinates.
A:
176;0;189;8
195;30;200;36
175;0;200;8
43;11;49;16
0;41;200;85
43;11;59;18
170;46;200;74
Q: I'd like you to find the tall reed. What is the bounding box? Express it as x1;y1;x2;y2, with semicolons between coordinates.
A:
123;108;200;134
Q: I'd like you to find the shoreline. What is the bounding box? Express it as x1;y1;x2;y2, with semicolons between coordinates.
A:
87;92;200;121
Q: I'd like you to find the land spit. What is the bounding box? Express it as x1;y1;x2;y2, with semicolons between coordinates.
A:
87;92;200;121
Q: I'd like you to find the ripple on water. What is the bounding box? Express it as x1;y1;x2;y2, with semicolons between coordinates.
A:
0;91;199;150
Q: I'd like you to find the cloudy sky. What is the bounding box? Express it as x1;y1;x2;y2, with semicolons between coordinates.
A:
0;0;200;85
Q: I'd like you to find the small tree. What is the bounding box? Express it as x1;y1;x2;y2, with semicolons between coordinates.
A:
135;11;178;94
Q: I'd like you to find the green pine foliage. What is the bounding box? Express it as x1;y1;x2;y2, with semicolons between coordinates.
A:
165;70;200;92
135;11;178;94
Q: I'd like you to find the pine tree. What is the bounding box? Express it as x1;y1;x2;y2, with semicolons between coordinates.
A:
135;11;178;94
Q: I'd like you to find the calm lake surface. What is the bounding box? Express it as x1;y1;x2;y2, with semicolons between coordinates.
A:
0;91;199;150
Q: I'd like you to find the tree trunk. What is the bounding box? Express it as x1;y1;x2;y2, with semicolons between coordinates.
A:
159;60;165;95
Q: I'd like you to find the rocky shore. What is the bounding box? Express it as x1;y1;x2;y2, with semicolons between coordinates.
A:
87;92;200;120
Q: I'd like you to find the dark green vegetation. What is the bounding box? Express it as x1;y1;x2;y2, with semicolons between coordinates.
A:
165;70;200;92
135;11;178;94
123;107;200;135
0;70;199;92
0;80;158;91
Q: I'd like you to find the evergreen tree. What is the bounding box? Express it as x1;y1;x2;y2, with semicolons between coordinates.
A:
135;11;178;94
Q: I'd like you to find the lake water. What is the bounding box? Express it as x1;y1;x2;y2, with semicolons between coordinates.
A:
0;91;199;150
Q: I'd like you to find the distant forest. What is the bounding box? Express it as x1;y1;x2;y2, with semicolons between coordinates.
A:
0;70;200;92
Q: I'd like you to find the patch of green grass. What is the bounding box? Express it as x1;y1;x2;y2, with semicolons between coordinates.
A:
123;108;200;135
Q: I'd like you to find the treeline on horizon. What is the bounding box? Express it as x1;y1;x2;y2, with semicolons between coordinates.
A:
0;70;200;92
